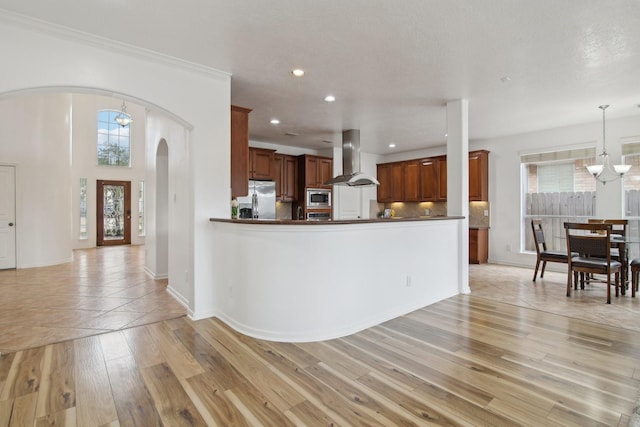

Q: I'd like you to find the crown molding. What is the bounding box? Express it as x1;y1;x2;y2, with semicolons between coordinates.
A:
0;8;231;81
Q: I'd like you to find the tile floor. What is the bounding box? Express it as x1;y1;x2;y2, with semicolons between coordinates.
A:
470;263;640;333
0;245;187;353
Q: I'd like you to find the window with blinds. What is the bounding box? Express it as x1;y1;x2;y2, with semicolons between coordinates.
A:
521;147;597;253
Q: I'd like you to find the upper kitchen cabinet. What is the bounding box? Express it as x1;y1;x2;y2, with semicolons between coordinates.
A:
376;163;392;202
377;151;487;203
468;150;489;201
438;158;447;201
376;161;405;202
404;160;421;202
230;105;252;198
274;153;298;202
249;147;275;180
299;155;333;188
418;157;440;202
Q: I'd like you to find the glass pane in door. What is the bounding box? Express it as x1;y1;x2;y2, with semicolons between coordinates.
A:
103;184;125;240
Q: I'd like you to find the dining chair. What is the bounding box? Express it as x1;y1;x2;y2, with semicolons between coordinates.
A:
531;219;576;282
588;218;628;286
564;222;622;304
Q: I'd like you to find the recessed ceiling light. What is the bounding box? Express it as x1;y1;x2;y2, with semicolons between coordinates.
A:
324;95;336;102
389;143;396;148
270;119;280;125
500;76;511;83
291;69;305;77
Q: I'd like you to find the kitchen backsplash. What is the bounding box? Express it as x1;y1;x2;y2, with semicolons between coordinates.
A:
379;201;490;228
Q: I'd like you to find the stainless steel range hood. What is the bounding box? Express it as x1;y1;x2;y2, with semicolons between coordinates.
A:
325;129;380;186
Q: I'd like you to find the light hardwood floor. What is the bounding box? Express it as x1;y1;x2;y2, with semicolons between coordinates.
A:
1;250;639;426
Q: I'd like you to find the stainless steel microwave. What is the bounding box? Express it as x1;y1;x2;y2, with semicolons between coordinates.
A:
306;189;331;208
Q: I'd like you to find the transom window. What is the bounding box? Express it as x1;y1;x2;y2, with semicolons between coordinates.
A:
97;110;131;166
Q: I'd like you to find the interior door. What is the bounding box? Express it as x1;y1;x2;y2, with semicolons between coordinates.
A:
0;165;16;269
97;180;131;246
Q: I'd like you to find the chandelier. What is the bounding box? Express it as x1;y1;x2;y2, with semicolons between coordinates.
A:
114;101;133;127
585;105;630;184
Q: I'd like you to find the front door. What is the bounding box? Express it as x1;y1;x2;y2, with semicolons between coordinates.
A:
0;165;16;269
97;180;131;246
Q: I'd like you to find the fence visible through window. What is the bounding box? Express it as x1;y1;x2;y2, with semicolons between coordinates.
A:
524;191;595;253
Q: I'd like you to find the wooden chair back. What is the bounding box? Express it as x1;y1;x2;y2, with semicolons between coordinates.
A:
566;223;611;259
531;219;548;254
588;218;627;239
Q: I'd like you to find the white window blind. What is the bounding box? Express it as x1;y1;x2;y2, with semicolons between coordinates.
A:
537;163;574;192
622;141;640;156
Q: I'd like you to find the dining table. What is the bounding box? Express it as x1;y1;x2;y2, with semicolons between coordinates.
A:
556;233;636;295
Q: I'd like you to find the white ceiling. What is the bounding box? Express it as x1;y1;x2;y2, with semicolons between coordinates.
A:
1;0;640;154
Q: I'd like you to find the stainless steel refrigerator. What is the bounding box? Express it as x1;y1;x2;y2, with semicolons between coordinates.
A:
236;180;276;219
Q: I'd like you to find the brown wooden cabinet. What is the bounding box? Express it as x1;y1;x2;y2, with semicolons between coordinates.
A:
274;154;298;202
469;228;488;264
230;105;251;198
469;150;489;201
299;155;333;188
404;160;420;202
376;163;392;202
378;151;487;203
419;157;445;202
249;148;275;180
376;161;408;202
437;157;447;201
295;154;333;220
318;157;333;187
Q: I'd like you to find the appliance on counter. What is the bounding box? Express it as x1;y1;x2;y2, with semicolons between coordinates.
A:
307;211;331;221
306;188;331;208
236;180;276;219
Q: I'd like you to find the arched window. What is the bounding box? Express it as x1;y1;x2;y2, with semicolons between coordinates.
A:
97;110;131;166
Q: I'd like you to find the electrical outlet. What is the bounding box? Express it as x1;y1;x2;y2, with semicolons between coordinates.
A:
484;209;489;216
424;209;430;215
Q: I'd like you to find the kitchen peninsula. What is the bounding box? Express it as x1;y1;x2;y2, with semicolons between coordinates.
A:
209;215;464;342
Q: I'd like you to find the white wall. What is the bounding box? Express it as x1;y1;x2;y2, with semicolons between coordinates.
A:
145;114;192;308
212;219;461;342
0;93;73;268
0;17;230;319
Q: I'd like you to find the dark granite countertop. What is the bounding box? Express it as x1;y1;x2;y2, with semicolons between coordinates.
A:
210;216;464;225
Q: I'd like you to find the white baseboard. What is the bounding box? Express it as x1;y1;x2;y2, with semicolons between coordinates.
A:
144;265;168;280
166;285;191;316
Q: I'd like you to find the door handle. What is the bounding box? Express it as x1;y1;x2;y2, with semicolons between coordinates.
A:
8;222;14;227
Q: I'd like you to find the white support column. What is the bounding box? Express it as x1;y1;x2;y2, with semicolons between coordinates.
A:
446;99;470;294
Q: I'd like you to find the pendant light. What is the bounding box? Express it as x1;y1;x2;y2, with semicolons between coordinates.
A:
585;105;630;184
114;101;133;127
